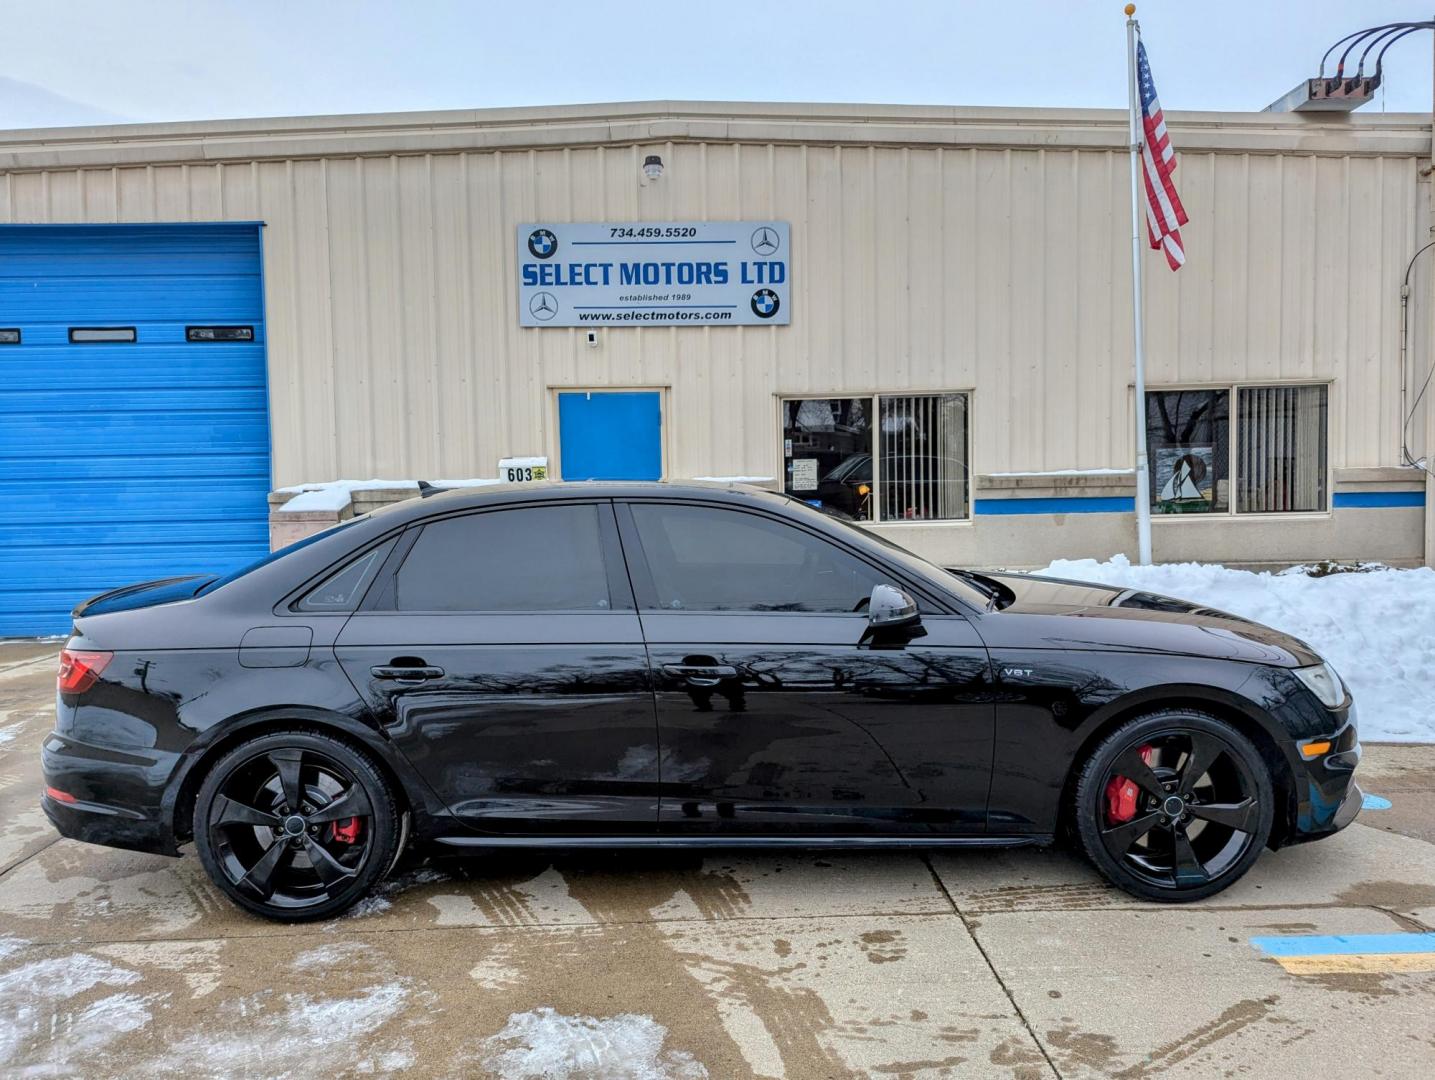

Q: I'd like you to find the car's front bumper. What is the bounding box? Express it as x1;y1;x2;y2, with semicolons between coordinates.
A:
40;731;182;856
1284;715;1362;845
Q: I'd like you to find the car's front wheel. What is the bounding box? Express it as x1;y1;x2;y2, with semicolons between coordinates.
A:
193;729;401;921
1073;710;1274;902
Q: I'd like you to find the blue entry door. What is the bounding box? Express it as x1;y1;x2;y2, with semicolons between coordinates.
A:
558;392;662;481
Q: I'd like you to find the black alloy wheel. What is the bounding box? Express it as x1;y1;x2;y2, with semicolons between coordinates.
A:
1073;710;1274;902
194;730;401;921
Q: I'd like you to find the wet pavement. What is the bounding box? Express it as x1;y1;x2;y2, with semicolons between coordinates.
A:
2;643;1434;1078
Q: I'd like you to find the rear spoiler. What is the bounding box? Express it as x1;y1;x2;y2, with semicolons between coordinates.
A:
73;575;214;619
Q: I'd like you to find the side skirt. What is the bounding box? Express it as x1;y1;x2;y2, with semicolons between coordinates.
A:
433;834;1052;850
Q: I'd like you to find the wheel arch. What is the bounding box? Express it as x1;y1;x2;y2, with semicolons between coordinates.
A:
168;708;418;845
1056;685;1300;848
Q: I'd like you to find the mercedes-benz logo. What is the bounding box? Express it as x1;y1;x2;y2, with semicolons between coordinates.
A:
750;226;780;256
528;228;558;259
529;292;558;321
750;288;780;319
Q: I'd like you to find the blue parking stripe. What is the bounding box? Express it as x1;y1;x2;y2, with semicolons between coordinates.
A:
1251;933;1435;958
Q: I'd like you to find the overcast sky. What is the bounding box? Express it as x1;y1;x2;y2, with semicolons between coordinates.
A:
3;1;1432;129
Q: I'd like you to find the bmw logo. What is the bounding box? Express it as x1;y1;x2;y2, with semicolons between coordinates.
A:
750;288;780;319
528;228;558;259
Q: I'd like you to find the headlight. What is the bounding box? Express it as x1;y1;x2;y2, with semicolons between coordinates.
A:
1293;662;1346;709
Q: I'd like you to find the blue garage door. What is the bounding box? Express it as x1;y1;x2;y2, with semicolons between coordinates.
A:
558;391;662;481
0;223;270;637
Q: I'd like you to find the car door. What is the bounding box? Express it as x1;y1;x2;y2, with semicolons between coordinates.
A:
617;499;994;836
334;500;658;835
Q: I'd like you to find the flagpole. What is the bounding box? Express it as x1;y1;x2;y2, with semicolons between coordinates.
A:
1125;4;1153;565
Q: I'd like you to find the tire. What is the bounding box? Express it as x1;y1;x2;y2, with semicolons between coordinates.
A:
193;729;401;921
1072;709;1274;903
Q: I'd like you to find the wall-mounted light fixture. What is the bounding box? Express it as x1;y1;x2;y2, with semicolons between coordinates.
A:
642;154;664;181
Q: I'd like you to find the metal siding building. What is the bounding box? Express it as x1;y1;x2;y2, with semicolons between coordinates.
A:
0;102;1431;633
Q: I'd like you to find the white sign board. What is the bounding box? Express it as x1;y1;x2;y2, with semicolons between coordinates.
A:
790;458;819;492
497;456;547;482
518;222;790;327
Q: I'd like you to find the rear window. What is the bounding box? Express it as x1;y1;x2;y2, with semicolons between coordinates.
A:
197;519;362;595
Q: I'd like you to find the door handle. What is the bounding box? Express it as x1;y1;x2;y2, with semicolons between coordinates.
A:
370;664;444;682
663;663;738;687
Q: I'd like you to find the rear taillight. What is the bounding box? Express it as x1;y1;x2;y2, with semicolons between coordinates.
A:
57;649;112;694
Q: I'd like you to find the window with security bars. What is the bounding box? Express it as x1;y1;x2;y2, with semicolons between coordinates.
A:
780;392;970;522
1146;384;1327;516
1236;385;1327;513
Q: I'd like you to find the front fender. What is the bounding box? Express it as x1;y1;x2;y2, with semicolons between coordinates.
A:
984;650;1308;835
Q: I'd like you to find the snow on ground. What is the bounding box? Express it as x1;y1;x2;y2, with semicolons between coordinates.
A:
0;952;152;1070
479;1007;709;1080
1032;556;1435;742
333;865;452;923
0;722;21;749
150;982;414;1076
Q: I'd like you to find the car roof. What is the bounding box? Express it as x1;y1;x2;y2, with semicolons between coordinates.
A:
386;479;793;521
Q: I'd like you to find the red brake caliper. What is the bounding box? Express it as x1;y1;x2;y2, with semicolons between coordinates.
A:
329;818;362;843
1105;745;1153;823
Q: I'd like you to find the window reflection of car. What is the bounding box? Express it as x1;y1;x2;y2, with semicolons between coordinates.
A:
816;452;955;521
817;453;872;518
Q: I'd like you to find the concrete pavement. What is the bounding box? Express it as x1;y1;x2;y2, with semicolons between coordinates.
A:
2;643;1433;1078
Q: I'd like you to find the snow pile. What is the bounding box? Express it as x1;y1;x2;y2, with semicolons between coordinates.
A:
1032;555;1435;742
691;476;775;484
276;478;419;512
480;1007;709;1080
0;722;21;749
277;477;508;513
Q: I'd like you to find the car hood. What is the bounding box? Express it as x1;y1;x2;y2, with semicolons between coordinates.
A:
968;570;1322;667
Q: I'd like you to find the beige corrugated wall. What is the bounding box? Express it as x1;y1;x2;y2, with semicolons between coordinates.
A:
0;103;1426;521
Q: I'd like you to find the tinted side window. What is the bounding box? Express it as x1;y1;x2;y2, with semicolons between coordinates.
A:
629;504;884;613
394;505;613;612
296;538;396;611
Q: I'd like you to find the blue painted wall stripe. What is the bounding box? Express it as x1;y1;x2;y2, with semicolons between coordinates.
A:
973;491;1424;515
1251;933;1435;957
1332;490;1425;508
973;496;1135;515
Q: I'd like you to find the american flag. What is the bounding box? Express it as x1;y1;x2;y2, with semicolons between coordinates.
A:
1137;40;1187;270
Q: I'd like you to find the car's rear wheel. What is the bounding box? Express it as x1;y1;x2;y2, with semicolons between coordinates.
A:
194;730;400;921
1073;710;1274;902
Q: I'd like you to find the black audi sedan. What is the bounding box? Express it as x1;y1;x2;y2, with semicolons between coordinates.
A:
42;481;1361;921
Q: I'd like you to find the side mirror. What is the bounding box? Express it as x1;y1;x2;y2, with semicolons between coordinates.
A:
860;584;925;646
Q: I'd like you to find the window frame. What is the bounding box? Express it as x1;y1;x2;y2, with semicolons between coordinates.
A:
1145;380;1333;520
360;500;636;614
777;389;975;525
613;498;961;617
